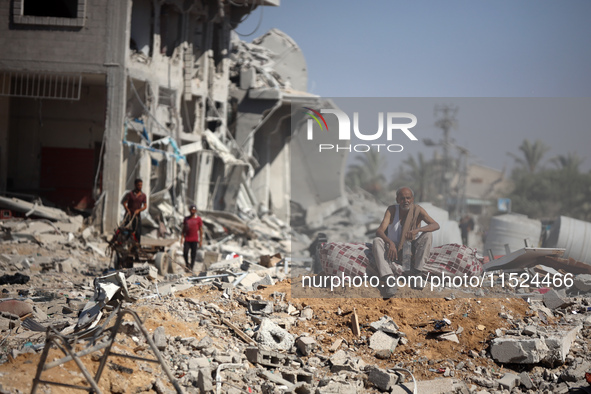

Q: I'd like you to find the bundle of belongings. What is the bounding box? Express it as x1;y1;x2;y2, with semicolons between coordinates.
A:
319;242;483;278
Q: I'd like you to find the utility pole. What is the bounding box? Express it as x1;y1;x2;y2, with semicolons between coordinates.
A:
434;105;458;203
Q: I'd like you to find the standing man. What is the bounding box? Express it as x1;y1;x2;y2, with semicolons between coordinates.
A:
181;205;203;272
372;187;440;298
122;178;147;244
459;215;475;246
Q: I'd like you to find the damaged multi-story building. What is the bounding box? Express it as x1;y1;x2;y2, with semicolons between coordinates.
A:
0;0;347;234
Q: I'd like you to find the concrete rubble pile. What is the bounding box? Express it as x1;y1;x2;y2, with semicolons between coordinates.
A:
2;218;591;394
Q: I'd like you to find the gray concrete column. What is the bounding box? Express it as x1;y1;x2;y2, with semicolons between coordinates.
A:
102;0;131;232
0;97;9;192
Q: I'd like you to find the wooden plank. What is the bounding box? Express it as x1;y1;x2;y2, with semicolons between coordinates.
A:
221;317;257;345
351;308;361;337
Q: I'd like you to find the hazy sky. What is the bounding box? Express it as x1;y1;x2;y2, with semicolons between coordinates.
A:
240;1;591;174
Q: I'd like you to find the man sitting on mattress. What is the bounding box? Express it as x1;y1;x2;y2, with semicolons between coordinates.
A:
373;187;440;298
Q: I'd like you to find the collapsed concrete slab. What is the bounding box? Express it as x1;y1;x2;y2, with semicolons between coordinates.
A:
490;337;549;364
257;318;294;351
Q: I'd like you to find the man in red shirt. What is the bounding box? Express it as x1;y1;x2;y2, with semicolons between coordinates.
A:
122;178;147;243
181;205;203;271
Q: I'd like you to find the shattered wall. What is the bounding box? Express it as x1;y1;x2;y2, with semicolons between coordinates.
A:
0;0;349;240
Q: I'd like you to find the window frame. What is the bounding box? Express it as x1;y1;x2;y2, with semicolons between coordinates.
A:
13;0;86;27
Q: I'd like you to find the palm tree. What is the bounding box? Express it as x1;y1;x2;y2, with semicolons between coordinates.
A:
551;152;584;172
401;153;433;201
509;139;550;173
345;151;387;196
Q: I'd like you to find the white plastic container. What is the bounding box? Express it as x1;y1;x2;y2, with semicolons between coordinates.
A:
484;214;542;256
545;216;591;264
432;220;462;247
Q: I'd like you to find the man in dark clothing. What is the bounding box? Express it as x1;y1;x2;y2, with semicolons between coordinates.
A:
122;178;147;243
181;205;203;271
459;215;475;246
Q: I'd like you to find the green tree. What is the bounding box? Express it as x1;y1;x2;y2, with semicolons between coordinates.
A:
345;151;387;197
508;139;550;173
551;152;584;173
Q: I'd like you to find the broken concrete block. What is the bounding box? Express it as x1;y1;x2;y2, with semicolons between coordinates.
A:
248;300;273;315
300;307;314;320
370;316;399;334
369;368;398;391
390;378;456;394
574;274;591;292
196;336;213;350
153;326;167;351
257;318;294;351
280;369;313;385
316;380;359;394
497;373;520;390
543;289;570;310
329;350;358;373
245;347;290;368
369;331;399;352
197;368;213;393
0;300;34;317
147;266;158;280
238;272;263;291
543;325;581;366
490;337;549;364
189;357;211;371
438;332;459;343
561;360;591;382
523;325;537;336
519;371;534;389
296;336;318;356
252;274;275;290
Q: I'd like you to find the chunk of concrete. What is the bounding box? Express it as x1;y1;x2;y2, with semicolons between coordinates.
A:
390;378;455;394
369;331;399;352
561;361;591;382
296;336;318;356
519;372;534;389
188;357;211;370
542;325;581;366
329;350;358;373
153;326;167;351
497;373;520;390
369;368;398;391
490;337;549;364
300;307;314;320
543;289;571;310
197;368;213;392
574;274;591;292
370;316;399;334
257;318;294;351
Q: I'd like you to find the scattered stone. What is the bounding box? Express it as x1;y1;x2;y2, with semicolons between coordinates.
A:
197;368;213;392
370;316;399;334
574;274;591;292
519;371;534;389
257;318;294;351
300;307;314;320
490;337;549;364
296;336;318;356
368;368;398;391
369;331;399;352
153;326;167;351
497;372;520;390
543;289;571;310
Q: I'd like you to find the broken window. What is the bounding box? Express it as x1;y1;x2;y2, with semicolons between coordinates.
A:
23;0;77;18
159;4;181;57
130;0;154;56
13;0;86;27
